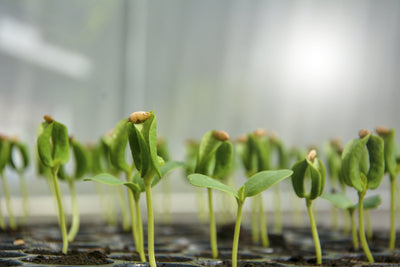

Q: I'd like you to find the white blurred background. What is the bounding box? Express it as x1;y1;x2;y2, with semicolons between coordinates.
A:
0;0;399;223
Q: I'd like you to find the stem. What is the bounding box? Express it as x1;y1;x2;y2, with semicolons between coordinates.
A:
51;168;68;254
306;199;321;265
127;189;139;255
292;193;303;227
67;180;80;242
389;176;396;250
342;209;351;236
134;197;146;262
232;203;243;267
365;210;373;240
18;172;29;223
196;188;207;223
0;196;5;229
349;209;359;251
208;188;218;259
358;191;374;263
145;183;156;267
331;206;339;231
251;196;260;243
116;186;130;231
259;194;269;247
273;184;282;234
162;177;171;224
0;172;16;230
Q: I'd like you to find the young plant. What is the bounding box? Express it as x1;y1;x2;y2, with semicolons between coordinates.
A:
188;169;292;267
376;126;400;250
322;193;382;250
0;135;16;230
341;129;384;263
58;136;90;242
8;136;30;224
193;129;233;259
37;115;70;254
237;130;271;247
291;149;326;265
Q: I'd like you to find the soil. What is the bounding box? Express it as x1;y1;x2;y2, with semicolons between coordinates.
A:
1;221;400;266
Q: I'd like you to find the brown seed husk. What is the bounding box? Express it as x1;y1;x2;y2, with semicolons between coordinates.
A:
129;111;151;123
213;130;229;141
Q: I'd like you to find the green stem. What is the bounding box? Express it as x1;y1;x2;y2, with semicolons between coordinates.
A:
196;188;207;223
67;180;80;242
134;196;146;262
331;206;339;231
251;196;260;243
365;210;373;240
116;186;130;231
342;209;351;236
358;191;374;263
349;209;359;251
51;168;68;254
273;184;282;234
306;199;321;265
232;203;243;267
145;183;156;267
161;178;171;224
292;193;302;227
208;188;218;259
259;194;269;247
127;189;139;255
389;176;396;250
0;172;16;230
18;172;29;223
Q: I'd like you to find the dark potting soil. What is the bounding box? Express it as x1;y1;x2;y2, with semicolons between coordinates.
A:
21;250;112;265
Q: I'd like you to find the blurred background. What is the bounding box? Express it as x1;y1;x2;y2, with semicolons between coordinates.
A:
0;0;400;223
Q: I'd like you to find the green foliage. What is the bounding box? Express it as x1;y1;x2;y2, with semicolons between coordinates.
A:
58;138;90;181
0;137;11;172
109;119;131;174
184;140;199;176
239;133;270;177
322;193;382;211
377;128;398;179
341;133;385;192
9;140;29;173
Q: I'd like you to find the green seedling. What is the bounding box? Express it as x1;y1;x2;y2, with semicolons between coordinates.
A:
237;130;271;247
37;115;70;254
0;135;16;230
58;136;90;242
291;149;326;265
8;136;30;224
193;129;233;259
341;129;385;263
376;126;400;250
189;169;292;267
322;193;382;250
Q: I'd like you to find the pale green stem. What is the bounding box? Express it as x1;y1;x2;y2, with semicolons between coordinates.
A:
251;196;260;243
358;191;374;263
145;183;156;267
342;209;351;235
389;176;397;250
134;197;146;262
349;209;359;251
259;194;269;247
365;210;373;241
51;168;68;254
331;206;339;231
196;188;207;223
67;180;80;242
396;179;400;225
232;202;243;267
292;193;303;227
116;186;130;231
306;199;321;265
0;194;5;229
208;188;218;259
94;183;116;225
18;172;29;223
127;189;139;255
161;177;171;224
273;184;282;234
0;172;16;230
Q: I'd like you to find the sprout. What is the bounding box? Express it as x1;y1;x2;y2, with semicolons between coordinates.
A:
189;169;292;267
341;130;385;263
291;149;326;265
37;116;70;254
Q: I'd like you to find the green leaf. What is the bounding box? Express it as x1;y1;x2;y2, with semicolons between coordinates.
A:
71;139;90;179
188;173;239;199
84;173;141;196
291;159;308;198
361;195;382;210
366;135;385;189
248;134;270;172
379;129;397;178
0;138;11;172
212;142;233;180
9;142;30;172
291;158;325;200
244;169;293;198
110;119;131;173
321;193;354;210
52;121;70;166
37;122;54;167
152;161;184;187
195;131;222;175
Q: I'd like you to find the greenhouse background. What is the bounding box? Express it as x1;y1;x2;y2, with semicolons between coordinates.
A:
0;0;400;226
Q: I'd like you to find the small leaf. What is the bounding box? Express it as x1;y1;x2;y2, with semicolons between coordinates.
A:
0;138;11;172
195;131;222;175
366;135;385;189
37;122;54;168
110;119;131;173
361;195;382;210
84;173;124;186
321;193;354;210
9;142;30;172
188;173;238;199
379;129;397;178
212;142;233;180
152;161;184;187
52;121;70;166
291;159;308;198
71;139;90;179
244;169;293;198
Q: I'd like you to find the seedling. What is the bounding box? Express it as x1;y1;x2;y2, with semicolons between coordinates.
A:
376;126;400;250
37;115;70;254
237;130;271;247
8;136;30;224
58;136;90;242
0;134;16;230
188;169;292;267
193;129;233;259
322;193;382;250
341;129;384;263
291;149;326;265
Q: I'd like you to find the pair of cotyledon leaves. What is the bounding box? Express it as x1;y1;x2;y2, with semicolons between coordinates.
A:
0;136;29;174
238;133;270;177
322;193;381;212
377;129;400;180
